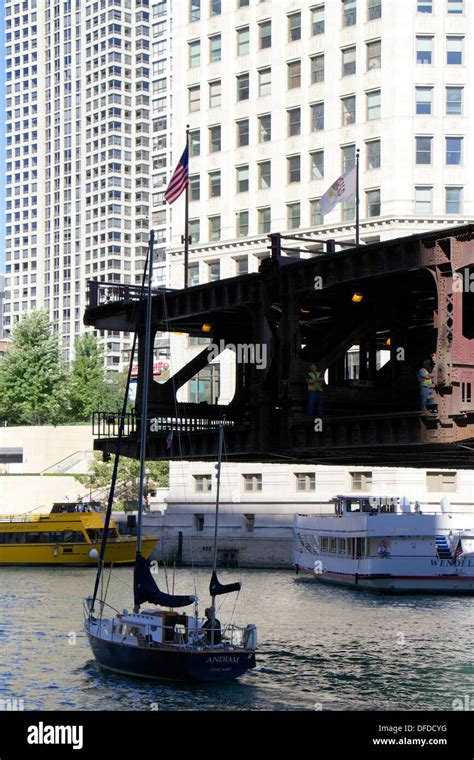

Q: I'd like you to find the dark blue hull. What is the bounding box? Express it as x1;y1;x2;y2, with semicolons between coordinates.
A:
87;631;256;682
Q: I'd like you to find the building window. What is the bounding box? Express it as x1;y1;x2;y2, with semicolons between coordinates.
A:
209;34;221;63
342;199;356;221
311;54;325;84
190;174;200;201
259;161;271;189
417;36;433;64
366;189;381;217
209;170;221;198
237;73;250;101
190;365;220;404
446;36;463;65
210;0;221;16
446;86;462;115
311;150;324;180
190;0;200;22
288;12;301;41
287;202;301;230
416;86;433;115
416;136;432;164
288;107;301;136
447;0;463;13
209;215;221;241
445;187;462;214
188;85;200;112
243;474;262;492
208;260;220;281
288;155;301;183
310;199;323;226
446;136;462;165
189;220;200;245
288;60;301;89
426;471;457;492
194;514;205;531
342;95;356;125
351;471;372;491
239;0;249;5
237;26;249;56
236;255;249;274
417;0;432;11
243;514;255;532
258;67;271;97
367;40;381;70
342;0;357;27
259;20;271;49
236;119;249;147
367;89;381;120
311;102;324;131
342;47;356;77
414;186;433;213
258;207;271;234
189;129;200;156
209;79;221;108
312;5;325;35
368;0;382;20
258;114;271;143
296;473;316;492
236;212;249;238
189;40;200;68
366;139;381;169
342;144;356;172
209;125;221;153
236;165;249;193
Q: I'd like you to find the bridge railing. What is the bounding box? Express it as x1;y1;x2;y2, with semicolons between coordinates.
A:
87;280;175;309
92;411;235;439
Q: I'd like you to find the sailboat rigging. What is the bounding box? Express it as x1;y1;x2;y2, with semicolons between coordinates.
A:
84;231;257;681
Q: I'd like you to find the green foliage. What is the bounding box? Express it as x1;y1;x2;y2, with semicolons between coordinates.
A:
65;333;124;422
0;312;130;426
75;453;169;506
0;311;68;425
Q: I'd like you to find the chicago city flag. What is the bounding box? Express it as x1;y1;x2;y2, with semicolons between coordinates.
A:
320;165;357;216
164;145;189;204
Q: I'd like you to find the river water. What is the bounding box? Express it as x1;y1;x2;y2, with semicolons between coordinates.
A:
0;566;472;711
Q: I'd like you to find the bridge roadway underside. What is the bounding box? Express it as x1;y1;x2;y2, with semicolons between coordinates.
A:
85;224;474;469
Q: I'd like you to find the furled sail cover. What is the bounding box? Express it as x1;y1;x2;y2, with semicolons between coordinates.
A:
209;570;241;597
134;554;196;608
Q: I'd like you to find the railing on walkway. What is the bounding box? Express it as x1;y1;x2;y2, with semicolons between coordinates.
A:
87;280;175;309
92;411;235;439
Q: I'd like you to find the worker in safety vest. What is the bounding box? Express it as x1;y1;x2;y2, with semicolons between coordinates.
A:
418;359;436;411
307;364;324;419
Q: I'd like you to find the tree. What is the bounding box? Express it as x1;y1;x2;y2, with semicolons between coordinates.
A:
0;311;67;425
65;333;125;422
75;453;169;508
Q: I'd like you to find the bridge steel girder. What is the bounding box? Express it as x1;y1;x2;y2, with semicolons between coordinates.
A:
86;224;474;468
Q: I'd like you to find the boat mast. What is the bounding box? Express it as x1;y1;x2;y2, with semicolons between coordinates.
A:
210;421;224;643
135;230;155;564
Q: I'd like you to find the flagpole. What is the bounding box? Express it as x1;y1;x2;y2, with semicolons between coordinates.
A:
184;124;190;288
355;148;360;246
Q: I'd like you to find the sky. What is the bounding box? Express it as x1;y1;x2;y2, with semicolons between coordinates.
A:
0;5;4;272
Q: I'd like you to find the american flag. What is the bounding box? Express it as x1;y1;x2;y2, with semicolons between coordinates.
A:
164;146;189;204
454;540;463;560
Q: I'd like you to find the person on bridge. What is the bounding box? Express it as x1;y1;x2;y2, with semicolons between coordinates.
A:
418;359;436;412
307;364;324;419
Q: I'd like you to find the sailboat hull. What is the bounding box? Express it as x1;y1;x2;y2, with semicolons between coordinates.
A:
86;630;256;682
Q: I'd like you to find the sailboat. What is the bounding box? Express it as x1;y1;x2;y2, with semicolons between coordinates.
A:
84;231;257;681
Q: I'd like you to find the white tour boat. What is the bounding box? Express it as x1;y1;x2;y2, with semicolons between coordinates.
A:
294;495;474;594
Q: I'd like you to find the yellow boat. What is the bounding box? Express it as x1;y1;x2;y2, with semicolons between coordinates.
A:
0;502;158;566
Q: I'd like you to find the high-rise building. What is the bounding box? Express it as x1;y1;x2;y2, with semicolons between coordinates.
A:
3;0;172;368
168;0;471;290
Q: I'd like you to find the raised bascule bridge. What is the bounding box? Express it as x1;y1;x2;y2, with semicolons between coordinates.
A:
85;224;474;469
